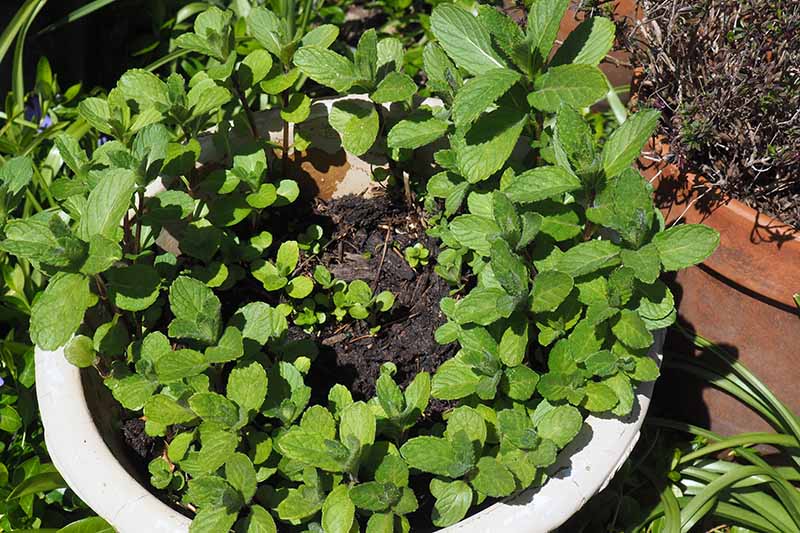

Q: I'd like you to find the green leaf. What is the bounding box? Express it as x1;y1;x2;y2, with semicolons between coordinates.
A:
498;312;529;367
231;302;287;344
155;349;209;383
106;370;157;411
227;361;267;413
0;213;86;268
57;517;113;533
354;29;378;86
582;381;619;412
430;4;506;75
653;224;720;271
280;93;311;123
31;273;95;350
275;427;345;472
400;436;458;477
78;97;112;134
449;214;500;256
536;404;582;448
78;168;136;240
190;506;237;533
455;105;526;183
551;17;616;67
81;235;123;275
226;453;257;503
452;68;521;128
301;406;337;439
0;155;33;196
504;166;582;203
454;287;515;326
7;472;65;500
189;392;239;427
64;336;96;368
469;456;516;497
423;42;462;98
388;113;449;150
339;401;376;449
556;240;621;277
239;49;273;88
612;309;654;349
366;513;394;533
531;270;574;313
491;239;529;297
371;71;417;103
527;0;570;68
143;394;196;426
430;479;472;527
445;406;487;447
329;99;379;156
286;276;314;299
187;79;232;117
432;358;480;400
168;276;221;344
349;482;401;512
118;69;169;111
246;7;285;58
554;104;596;172
106;264;160;312
602;109;661;178
238;505;277;533
621;243;661;284
206;326;244;363
322;485;355;533
302;24;339;49
294;46;356;92
528;64;608;112
502;365;539;401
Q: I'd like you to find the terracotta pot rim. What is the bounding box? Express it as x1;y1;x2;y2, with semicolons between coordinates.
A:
645;138;800;310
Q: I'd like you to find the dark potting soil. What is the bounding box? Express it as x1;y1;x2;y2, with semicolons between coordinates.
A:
304;193;457;417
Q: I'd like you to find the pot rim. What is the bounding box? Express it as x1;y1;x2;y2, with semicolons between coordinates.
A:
35;331;664;533
643;138;800;310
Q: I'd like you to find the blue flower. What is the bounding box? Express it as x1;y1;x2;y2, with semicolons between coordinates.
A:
24;95;53;132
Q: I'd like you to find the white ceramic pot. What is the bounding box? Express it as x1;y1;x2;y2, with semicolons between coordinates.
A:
35;97;666;532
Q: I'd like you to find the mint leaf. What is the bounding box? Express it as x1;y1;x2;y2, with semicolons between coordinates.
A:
490;239;529;297
294;46;356;92
556;240;621;277
432;359;480;400
452;68;521;128
246;7;286;58
371;71;417;103
430;4;506;76
536;404;582;448
237;505;277;533
322;485;355;533
602;109;661;178
106;264;160;312
551;17;616;67
189;392;239;427
430;479;472;527
168;276;222;344
653;224;720;271
455;105;526;183
227;361;268;413
528;64;608;112
449;214;500;256
620;243;661;284
530;270;574;313
454;287;515;326
143;394;196;426
527;0;570;68
400;436;458;477
225;453;257;503
504;166;582;203
612;309;654;349
329;99;380;156
1;213;87;268
388;113;449;150
275;427;345;472
189;506;237;533
31;273;94;350
78;168;136;240
64;336;95;368
469;456;515;497
582;381;619;412
423;42;462;98
339;401;376;449
349;482;400;512
155;349;209;382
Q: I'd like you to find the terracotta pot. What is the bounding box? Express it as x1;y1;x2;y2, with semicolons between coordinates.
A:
35;96;666;532
640;140;800;435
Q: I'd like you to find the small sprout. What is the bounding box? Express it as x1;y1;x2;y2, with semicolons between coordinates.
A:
404;243;430;268
298;224;324;254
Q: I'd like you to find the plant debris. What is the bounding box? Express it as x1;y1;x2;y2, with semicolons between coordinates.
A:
622;0;800;227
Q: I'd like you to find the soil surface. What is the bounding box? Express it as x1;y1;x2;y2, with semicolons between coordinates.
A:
305;193;456;417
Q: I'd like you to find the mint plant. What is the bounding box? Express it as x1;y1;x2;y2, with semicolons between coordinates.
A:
0;2;724;532
403;242;430;268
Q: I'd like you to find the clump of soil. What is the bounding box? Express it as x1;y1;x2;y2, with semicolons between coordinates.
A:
121;418;160;459
306;193;457;417
621;0;800;227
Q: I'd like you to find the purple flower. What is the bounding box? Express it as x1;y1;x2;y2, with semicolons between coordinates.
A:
24;95;53;132
0;376;5;388
97;135;110;147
